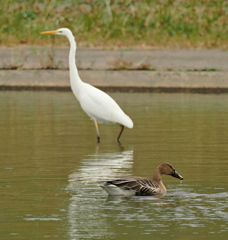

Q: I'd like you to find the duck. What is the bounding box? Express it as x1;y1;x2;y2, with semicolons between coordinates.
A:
100;163;183;196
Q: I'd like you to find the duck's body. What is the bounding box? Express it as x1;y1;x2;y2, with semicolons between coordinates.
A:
101;163;183;196
41;28;133;142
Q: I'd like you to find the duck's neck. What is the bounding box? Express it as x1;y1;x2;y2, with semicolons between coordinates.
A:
152;168;167;193
68;35;83;98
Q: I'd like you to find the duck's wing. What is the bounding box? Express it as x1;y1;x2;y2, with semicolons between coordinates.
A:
135;178;161;196
104;177;161;196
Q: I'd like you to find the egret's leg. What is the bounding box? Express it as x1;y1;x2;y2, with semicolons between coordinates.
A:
94;120;101;143
117;125;124;142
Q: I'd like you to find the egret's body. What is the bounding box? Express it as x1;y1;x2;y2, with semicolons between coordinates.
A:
41;28;133;142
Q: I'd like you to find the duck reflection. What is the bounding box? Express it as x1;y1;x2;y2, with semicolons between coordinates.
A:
66;147;134;239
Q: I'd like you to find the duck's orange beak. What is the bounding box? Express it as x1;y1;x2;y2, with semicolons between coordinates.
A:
179;175;184;180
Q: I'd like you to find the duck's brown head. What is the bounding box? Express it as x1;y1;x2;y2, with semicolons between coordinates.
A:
159;163;184;180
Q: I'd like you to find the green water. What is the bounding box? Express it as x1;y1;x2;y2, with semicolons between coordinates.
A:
0;91;227;240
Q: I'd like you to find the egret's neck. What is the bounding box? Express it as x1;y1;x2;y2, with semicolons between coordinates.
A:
68;35;83;97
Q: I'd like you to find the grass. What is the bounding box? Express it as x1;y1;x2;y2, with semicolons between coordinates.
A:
108;56;155;70
187;67;218;72
0;0;227;48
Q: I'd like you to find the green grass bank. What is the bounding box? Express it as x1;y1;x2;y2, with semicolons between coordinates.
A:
0;0;227;48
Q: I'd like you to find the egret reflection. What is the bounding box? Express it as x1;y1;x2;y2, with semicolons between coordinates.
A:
66;148;134;239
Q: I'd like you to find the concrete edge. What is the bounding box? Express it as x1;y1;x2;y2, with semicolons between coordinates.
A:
0;70;228;93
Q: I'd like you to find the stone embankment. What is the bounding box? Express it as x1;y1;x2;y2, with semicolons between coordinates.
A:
0;48;227;93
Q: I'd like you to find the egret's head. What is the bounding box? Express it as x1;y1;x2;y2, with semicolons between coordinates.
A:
41;28;72;37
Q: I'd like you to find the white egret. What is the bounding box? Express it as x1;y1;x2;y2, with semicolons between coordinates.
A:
41;28;133;143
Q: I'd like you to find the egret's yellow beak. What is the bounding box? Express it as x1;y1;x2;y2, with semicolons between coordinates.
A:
40;30;59;35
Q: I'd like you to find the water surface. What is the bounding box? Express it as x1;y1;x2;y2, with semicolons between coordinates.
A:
0;91;227;240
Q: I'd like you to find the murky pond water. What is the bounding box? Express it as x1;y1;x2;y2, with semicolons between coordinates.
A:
0;91;227;240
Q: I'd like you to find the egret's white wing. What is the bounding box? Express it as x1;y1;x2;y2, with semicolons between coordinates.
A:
78;83;133;128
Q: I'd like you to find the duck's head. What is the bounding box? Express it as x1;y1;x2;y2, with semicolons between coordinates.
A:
159;163;184;180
